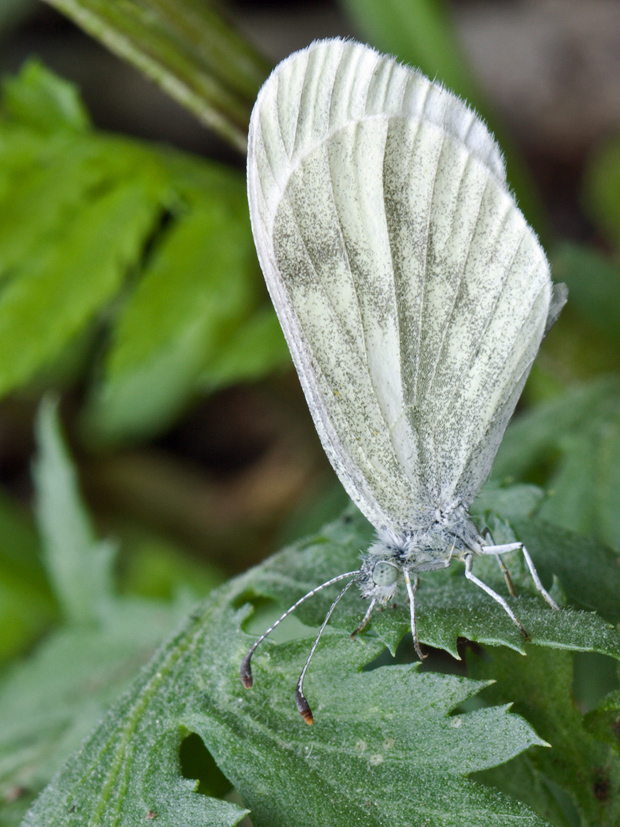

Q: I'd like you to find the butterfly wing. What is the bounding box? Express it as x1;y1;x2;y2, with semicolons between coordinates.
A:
247;38;562;534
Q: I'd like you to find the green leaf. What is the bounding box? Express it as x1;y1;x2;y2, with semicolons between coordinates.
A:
492;378;617;481
17;569;545;826
119;534;224;602
83;189;260;442
1;59;90;134
473;752;577;827
199;305;290;391
492;377;620;552
32;398;116;624
0;399;211;824
0;62;284;432
42;0;271;152
0;135;106;279
470;646;620;826
471;482;546;522
509;518;620;626
217;641;548;827
584;690;620;754
0;177;160;398
0;130;158;283
0;597;199;827
17;498;620;827
538;420;620;548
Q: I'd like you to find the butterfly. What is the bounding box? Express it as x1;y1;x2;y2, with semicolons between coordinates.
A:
241;38;566;723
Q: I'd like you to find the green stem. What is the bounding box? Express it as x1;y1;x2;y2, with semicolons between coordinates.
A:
43;0;271;153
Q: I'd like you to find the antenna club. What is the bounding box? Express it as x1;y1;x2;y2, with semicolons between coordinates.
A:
295;688;314;725
240;653;253;688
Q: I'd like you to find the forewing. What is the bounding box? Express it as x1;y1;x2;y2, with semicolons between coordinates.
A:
247;39;556;532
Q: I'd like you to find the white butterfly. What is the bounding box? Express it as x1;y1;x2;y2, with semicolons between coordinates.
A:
241;38;566;723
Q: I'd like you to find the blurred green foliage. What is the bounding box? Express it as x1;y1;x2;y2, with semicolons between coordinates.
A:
2;1;620;826
0;59;289;444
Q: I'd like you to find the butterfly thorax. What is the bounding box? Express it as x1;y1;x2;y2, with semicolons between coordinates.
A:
358;506;483;605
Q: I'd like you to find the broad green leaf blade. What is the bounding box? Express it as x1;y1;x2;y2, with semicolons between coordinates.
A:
471;482;546;522
1;59;90;134
119;534;224;601
32;399;115;624
0;399;215;824
508;519;620;626
473;752;575;827
537;419;620;547
83;187;259;442
199;306;290;392
0;598;200;827
0;61;284;424
18;500;620;827
15;604;250;827
0;177;160;398
43;0;271;152
470;646;620;826
492;378;620;481
493;378;620;552
18;569;547;827
210;639;548;827
0;135;111;279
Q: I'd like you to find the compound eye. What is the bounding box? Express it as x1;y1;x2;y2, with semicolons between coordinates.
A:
372;561;398;587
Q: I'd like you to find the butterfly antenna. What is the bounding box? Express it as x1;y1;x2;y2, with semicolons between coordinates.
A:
240;570;359;690
403;570;427;659
295;578;357;724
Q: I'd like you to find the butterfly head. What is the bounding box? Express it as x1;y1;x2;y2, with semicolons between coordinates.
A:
358;542;401;604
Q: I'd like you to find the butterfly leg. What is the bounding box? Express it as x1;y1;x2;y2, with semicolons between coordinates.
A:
350;598;377;639
481;529;516;596
495;554;516;596
520;544;559;610
464;553;529;640
403;570;427;659
480;540;559;610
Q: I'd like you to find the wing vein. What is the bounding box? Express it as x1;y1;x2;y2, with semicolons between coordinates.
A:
438;224;529;422
407;80;434;407
469;277;547;436
325;146;369;368
424;154;486;400
414;125;446;500
452;279;548;500
349;120;394;442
